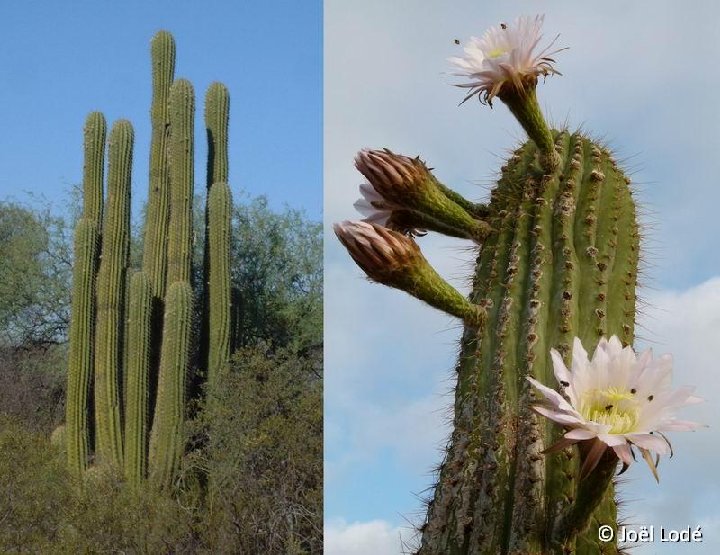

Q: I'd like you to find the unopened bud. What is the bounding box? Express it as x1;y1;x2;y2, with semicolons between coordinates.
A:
354;149;490;243
334;220;485;327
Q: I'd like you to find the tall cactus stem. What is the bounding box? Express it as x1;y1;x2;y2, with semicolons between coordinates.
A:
205;82;230;187
201;83;230;379
149;281;193;489
94;119;133;468
207;183;232;387
66;218;98;478
82;112;106;228
123;271;152;485
142;30;176;299
166;79;195;287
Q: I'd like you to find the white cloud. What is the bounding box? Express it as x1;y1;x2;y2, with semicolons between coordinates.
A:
325;519;419;555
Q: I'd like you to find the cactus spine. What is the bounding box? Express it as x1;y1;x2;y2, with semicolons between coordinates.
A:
65;31;234;490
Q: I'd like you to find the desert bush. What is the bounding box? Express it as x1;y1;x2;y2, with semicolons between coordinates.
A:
186;344;323;554
0;346;66;433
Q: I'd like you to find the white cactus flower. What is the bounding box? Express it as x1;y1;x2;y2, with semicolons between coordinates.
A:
449;14;564;104
528;336;704;481
353;182;392;226
353;182;427;238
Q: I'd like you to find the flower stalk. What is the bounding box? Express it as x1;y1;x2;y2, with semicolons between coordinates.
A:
550;440;619;550
499;85;558;171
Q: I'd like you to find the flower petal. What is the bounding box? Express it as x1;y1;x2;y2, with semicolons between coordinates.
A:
613;443;634;466
564;428;596;440
527;377;577;413
531;404;584;426
626;433;671;456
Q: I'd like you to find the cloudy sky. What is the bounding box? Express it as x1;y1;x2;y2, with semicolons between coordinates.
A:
325;1;720;553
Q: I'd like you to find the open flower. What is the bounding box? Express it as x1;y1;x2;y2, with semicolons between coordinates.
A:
528;336;704;481
449;14;564;104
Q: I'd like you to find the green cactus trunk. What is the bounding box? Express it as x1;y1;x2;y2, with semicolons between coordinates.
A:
143;31;175;300
66;218;98;477
82;112;106;230
166;79;194;288
419;131;638;554
123;271;152;484
66;112;106;477
200;82;230;383
94;120;133;468
148;281;193;489
206;182;232;387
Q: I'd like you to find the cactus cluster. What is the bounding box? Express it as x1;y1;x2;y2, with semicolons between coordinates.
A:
65;31;233;490
335;17;643;555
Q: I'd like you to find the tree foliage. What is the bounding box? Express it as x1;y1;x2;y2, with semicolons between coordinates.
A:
229;195;322;353
0;201;72;348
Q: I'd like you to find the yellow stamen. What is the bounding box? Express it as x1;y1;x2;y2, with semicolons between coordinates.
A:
580;387;640;434
487;47;507;59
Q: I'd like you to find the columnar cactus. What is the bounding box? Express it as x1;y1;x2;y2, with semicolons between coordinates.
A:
201;82;231;387
65;218;98;477
94;120;133;468
412;131;637;554
149;281;193;488
64;30;234;491
143;30;175;300
336;15;701;555
206;182;232;388
123;271;152;484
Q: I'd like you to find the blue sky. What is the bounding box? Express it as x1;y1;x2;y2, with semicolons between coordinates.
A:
325;1;720;553
0;1;322;220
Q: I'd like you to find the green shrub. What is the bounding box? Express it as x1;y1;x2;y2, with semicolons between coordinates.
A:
187;344;322;554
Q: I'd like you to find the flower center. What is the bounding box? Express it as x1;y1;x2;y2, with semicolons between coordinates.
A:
580;387;640;434
486;46;509;59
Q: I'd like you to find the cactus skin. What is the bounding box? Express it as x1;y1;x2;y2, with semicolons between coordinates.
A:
148;281;193;489
66;218;99;477
123;271;152;484
166;79;195;287
143;31;176;300
207;183;232;387
94;120;133;469
418;132;638;554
